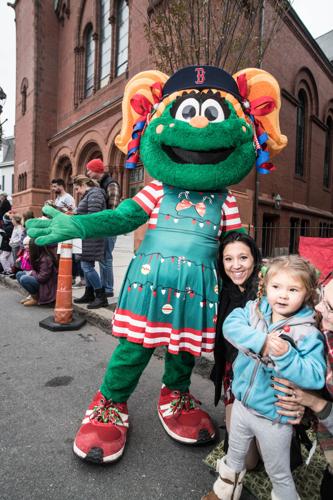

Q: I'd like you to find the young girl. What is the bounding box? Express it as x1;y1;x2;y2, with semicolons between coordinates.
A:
202;255;326;500
16;238;58;306
16;236;32;272
9;214;24;264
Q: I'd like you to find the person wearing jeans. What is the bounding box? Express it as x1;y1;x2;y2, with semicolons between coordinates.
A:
16;270;39;294
99;235;117;297
72;175;108;309
80;260;103;291
85;158;121;298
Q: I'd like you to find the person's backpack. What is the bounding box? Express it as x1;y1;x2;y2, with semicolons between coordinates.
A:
100;175;121;210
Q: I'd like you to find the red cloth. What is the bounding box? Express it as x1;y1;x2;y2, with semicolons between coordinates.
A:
86;158;105;173
298;236;333;279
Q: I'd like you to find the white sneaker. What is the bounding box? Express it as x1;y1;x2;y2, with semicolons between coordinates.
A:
73;280;85;288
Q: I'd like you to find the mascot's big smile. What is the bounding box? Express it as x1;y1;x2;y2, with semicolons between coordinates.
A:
162;144;235;164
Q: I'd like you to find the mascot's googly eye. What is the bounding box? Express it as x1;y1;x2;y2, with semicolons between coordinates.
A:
201;99;225;123
174;98;200;122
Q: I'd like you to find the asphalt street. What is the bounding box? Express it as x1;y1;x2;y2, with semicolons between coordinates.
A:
0;285;225;500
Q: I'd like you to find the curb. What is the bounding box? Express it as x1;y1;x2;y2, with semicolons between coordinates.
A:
0;275;214;380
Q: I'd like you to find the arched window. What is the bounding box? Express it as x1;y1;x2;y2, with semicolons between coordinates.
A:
99;0;112;87
116;0;129;76
84;24;95;98
295;90;306;177
323;117;332;188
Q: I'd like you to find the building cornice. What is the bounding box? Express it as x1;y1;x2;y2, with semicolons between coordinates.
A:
48;95;122;147
259;196;333;219
285;8;333;81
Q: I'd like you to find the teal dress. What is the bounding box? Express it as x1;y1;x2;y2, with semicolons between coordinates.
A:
112;183;229;357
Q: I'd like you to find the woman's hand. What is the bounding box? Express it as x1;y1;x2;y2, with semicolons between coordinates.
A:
272;376;327;423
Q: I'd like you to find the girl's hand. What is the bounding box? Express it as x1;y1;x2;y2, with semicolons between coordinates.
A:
268;333;289;357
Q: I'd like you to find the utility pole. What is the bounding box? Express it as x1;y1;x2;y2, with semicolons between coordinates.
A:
254;0;265;243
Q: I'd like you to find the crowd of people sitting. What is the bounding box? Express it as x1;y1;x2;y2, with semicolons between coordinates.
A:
0;196;58;307
0;159;120;309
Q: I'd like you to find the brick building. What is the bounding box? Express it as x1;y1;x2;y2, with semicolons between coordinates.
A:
11;0;333;256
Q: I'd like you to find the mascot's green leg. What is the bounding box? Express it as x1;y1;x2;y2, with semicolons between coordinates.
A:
100;337;155;402
162;350;195;391
158;350;216;445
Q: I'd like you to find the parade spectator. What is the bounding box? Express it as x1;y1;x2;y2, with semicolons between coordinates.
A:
20;210;35;243
86;158;120;298
16;238;58;306
273;277;333;499
16;236;32;272
9;214;24;264
203;255;326;500
0;214;14;273
50;178;75;212
0;192;12;223
72;175;108;309
211;231;262;469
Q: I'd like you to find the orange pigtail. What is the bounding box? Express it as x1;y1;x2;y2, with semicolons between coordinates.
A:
233;68;288;174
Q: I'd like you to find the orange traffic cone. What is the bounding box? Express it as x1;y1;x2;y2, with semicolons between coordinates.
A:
39;241;86;331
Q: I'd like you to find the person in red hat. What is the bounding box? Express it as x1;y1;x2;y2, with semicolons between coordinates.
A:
86;158;121;299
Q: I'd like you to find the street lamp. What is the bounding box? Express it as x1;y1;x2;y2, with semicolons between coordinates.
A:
0;86;7;150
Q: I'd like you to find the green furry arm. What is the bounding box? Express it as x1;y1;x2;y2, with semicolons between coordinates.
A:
78;199;149;238
26;199;149;246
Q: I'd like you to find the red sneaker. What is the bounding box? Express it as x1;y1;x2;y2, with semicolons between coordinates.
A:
158;386;215;444
73;391;128;464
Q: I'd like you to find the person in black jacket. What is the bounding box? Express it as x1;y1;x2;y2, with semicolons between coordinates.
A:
211;231;262;469
72;175;108;309
0;214;14;273
0;192;12;224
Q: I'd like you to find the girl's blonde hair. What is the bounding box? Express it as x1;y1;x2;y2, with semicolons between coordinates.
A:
258;254;319;307
72;175;99;188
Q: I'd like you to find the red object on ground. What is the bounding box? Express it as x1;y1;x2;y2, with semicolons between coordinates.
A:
157;386;215;444
73;391;128;464
54;242;73;324
298;237;333;279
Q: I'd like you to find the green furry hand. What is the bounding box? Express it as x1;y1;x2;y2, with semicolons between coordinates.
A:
26;205;85;245
26;199;149;245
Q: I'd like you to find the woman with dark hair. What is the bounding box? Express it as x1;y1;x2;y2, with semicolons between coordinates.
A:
16;238;58;306
211;231;262;468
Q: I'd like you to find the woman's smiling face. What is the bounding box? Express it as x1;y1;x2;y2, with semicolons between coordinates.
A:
222;241;255;290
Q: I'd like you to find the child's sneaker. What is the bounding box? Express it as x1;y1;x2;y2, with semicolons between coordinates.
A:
158;386;215;444
73;391;129;464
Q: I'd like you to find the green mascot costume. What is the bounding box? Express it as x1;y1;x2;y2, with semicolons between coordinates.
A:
27;65;287;464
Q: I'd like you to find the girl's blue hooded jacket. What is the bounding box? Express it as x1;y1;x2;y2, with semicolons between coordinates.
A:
223;297;326;424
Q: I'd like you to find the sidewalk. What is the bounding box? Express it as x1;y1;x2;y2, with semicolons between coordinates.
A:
0;232;214;377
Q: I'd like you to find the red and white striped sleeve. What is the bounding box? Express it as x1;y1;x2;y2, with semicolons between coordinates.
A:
220;192;242;233
133;180;164;216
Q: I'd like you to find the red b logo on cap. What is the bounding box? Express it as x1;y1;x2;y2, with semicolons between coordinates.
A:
195;67;206;85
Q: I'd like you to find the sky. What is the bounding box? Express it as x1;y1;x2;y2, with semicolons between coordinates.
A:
0;0;332;138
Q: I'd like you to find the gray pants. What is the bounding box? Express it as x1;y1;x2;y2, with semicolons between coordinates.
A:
227;399;298;500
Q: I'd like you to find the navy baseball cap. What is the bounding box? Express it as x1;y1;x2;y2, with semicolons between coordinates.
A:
162;65;242;102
